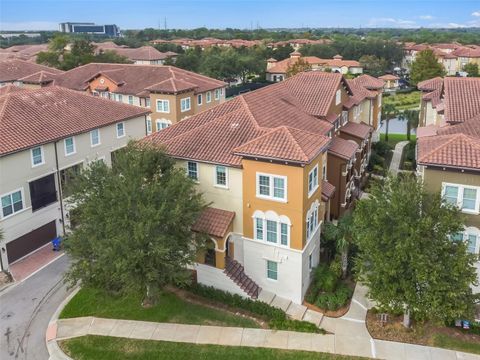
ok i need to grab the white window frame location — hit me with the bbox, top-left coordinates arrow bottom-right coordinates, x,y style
214,165 -> 228,189
1,188 -> 25,219
308,165 -> 319,198
335,89 -> 341,105
255,172 -> 287,203
266,260 -> 278,281
306,201 -> 320,240
197,94 -> 203,106
214,89 -> 220,100
64,137 -> 76,156
156,99 -> 170,113
156,119 -> 171,131
252,210 -> 291,248
180,97 -> 191,112
206,91 -> 212,103
442,182 -> 480,215
90,128 -> 101,147
31,146 -> 45,167
146,117 -> 152,135
187,161 -> 199,181
116,122 -> 125,138
145,98 -> 151,108
128,95 -> 134,105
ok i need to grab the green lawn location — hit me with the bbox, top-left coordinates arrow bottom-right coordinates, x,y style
60,287 -> 259,328
60,336 -> 364,360
433,334 -> 480,355
380,133 -> 416,147
383,91 -> 421,111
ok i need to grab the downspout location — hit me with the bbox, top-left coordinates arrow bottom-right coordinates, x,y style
54,141 -> 66,236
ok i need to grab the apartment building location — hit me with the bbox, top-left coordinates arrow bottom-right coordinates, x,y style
0,59 -> 64,88
94,43 -> 177,65
144,71 -> 377,303
0,85 -> 149,271
0,44 -> 50,62
378,74 -> 400,90
53,63 -> 226,132
416,77 -> 480,293
266,52 -> 363,82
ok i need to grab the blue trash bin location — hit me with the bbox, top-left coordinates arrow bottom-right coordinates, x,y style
52,236 -> 62,251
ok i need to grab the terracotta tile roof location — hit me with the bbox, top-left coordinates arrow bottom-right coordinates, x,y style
340,122 -> 372,139
17,70 -> 59,84
191,207 -> 235,238
107,46 -> 169,61
145,78 -> 198,94
0,59 -> 64,82
452,47 -> 480,58
233,126 -> 330,163
350,74 -> 385,90
54,63 -> 226,96
379,74 -> 399,81
0,84 -> 27,96
443,77 -> 480,123
417,133 -> 480,170
347,79 -> 377,104
266,55 -> 360,74
328,137 -> 358,160
321,180 -> 336,202
417,77 -> 443,91
0,86 -> 150,156
437,118 -> 480,137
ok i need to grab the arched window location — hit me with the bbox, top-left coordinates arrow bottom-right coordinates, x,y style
252,210 -> 291,247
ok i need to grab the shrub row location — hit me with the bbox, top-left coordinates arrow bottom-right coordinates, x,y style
187,283 -> 323,333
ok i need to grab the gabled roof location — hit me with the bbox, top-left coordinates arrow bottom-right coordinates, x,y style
328,137 -> 358,160
145,78 -> 198,94
417,133 -> 480,170
0,86 -> 150,156
18,70 -> 59,84
350,74 -> 385,90
192,207 -> 235,238
0,59 -> 64,82
340,122 -> 372,139
107,46 -> 169,61
379,74 -> 399,81
443,77 -> 480,123
417,77 -> 443,92
233,126 -> 330,164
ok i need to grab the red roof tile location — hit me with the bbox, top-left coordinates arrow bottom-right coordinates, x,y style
321,180 -> 336,202
340,122 -> 372,139
145,78 -> 198,94
350,74 -> 385,90
379,74 -> 399,81
191,207 -> 235,238
443,77 -> 480,123
0,86 -> 149,156
0,59 -> 63,82
328,137 -> 358,160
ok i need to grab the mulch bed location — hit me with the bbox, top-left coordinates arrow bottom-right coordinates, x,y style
366,310 -> 480,346
303,279 -> 356,318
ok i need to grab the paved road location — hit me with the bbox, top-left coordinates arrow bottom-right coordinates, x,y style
0,255 -> 72,360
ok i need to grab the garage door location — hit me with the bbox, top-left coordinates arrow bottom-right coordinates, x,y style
6,221 -> 57,263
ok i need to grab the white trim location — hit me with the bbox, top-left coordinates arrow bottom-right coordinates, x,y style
307,165 -> 319,198
116,122 -> 126,138
442,182 -> 480,215
214,89 -> 220,100
64,136 -> 76,156
156,119 -> 171,131
206,91 -> 212,103
214,165 -> 229,189
0,187 -> 25,220
197,94 -> 203,106
156,99 -> 170,113
58,159 -> 84,171
90,128 -> 101,147
187,161 -> 199,182
266,259 -> 278,281
31,146 -> 45,167
255,172 -> 287,203
251,210 -> 291,248
180,96 -> 191,112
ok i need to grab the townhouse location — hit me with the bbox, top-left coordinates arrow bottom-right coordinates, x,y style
0,59 -> 64,88
144,71 -> 377,303
416,77 -> 480,293
266,52 -> 363,82
53,63 -> 227,132
0,85 -> 149,271
95,43 -> 177,65
378,74 -> 400,91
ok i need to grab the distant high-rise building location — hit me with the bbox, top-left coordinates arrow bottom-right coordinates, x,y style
59,22 -> 120,37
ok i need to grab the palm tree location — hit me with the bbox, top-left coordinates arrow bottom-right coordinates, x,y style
381,103 -> 398,142
398,109 -> 420,141
323,213 -> 354,279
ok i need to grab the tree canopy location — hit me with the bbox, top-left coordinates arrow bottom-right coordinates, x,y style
64,143 -> 207,303
464,63 -> 479,77
353,176 -> 478,325
410,49 -> 446,85
286,57 -> 312,78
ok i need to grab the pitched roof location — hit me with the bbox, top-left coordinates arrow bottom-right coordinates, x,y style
350,74 -> 385,90
145,78 -> 198,94
0,86 -> 149,156
379,74 -> 399,81
266,55 -> 361,74
417,77 -> 443,92
54,63 -> 226,96
417,133 -> 480,170
107,46 -> 169,61
340,121 -> 372,139
191,207 -> 235,238
18,70 -> 59,84
0,59 -> 64,82
321,180 -> 336,202
443,77 -> 480,123
233,126 -> 330,163
328,137 -> 358,160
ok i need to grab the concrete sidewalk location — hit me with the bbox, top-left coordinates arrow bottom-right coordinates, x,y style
388,140 -> 409,175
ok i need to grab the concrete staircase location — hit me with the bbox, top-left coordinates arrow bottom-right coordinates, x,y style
224,258 -> 261,299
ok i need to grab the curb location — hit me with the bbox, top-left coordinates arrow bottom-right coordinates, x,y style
46,286 -> 80,360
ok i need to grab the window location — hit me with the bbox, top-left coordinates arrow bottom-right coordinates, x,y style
267,260 -> 278,280
146,118 -> 152,135
156,99 -> 170,113
156,120 -> 170,131
64,137 -> 76,155
90,129 -> 100,147
273,177 -> 285,199
256,173 -> 287,202
187,161 -> 198,181
197,94 -> 203,105
258,175 -> 270,196
215,165 -> 228,187
322,163 -> 327,180
117,94 -> 123,102
442,183 -> 480,213
116,122 -> 125,138
128,95 -> 134,105
29,174 -> 57,211
145,98 -> 151,108
220,88 -> 224,96
335,89 -> 341,105
214,89 -> 220,100
266,220 -> 277,243
467,234 -> 477,254
280,223 -> 288,246
1,190 -> 23,218
451,232 -> 464,242
31,146 -> 44,167
308,165 -> 319,196
181,97 -> 191,112
255,218 -> 264,240
306,202 -> 319,239
206,91 -> 212,103
252,210 -> 290,247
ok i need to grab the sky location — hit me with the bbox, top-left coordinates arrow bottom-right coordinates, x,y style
1,0 -> 480,31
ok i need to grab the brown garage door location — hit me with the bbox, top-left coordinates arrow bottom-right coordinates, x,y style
6,221 -> 57,263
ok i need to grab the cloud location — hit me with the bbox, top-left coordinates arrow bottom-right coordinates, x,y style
472,11 -> 480,17
447,22 -> 467,28
0,21 -> 58,31
368,17 -> 417,27
419,15 -> 434,20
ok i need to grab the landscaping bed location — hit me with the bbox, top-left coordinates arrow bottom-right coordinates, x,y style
366,309 -> 480,355
60,336 -> 365,360
400,140 -> 416,171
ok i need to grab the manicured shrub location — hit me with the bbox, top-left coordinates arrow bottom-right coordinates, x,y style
372,141 -> 393,157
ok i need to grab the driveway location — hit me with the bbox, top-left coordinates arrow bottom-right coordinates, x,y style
0,255 -> 72,360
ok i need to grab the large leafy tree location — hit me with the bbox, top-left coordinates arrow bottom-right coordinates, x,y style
410,49 -> 446,85
64,143 -> 207,304
286,57 -> 312,78
359,55 -> 389,77
464,63 -> 479,77
353,176 -> 478,327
